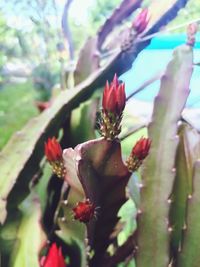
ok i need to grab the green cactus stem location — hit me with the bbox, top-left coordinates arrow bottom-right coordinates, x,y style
169,123 -> 200,263
136,44 -> 193,267
177,160 -> 200,267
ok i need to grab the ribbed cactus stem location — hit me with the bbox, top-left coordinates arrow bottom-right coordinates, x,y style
177,160 -> 200,267
136,44 -> 193,267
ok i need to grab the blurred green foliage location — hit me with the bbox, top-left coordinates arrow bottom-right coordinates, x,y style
32,63 -> 60,101
169,0 -> 200,31
0,81 -> 38,149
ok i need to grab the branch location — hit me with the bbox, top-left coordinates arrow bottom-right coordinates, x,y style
126,72 -> 163,101
61,0 -> 75,60
97,0 -> 141,49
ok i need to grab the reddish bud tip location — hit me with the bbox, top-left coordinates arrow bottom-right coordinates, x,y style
44,137 -> 62,162
40,243 -> 66,267
72,200 -> 95,223
35,101 -> 51,113
187,23 -> 198,46
132,8 -> 149,34
102,74 -> 126,116
132,137 -> 151,160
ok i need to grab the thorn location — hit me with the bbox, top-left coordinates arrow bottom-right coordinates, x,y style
165,218 -> 169,224
168,226 -> 173,232
137,209 -> 142,215
138,183 -> 144,189
61,217 -> 66,222
178,242 -> 182,252
63,200 -> 68,205
172,167 -> 176,173
175,134 -> 179,139
183,223 -> 187,230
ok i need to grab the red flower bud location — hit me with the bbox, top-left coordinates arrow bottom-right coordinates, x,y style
44,137 -> 65,178
72,200 -> 95,223
45,137 -> 62,162
132,137 -> 151,160
102,74 -> 126,116
40,243 -> 66,267
126,137 -> 151,172
132,8 -> 149,34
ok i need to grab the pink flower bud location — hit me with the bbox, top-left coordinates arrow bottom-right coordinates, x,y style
132,8 -> 149,34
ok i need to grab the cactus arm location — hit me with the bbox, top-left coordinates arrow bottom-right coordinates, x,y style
97,0 -> 141,49
143,0 -> 188,37
74,37 -> 100,85
63,138 -> 131,267
136,44 -> 193,267
177,160 -> 200,267
169,124 -> 200,261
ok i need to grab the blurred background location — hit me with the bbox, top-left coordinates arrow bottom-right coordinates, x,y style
0,0 -> 199,149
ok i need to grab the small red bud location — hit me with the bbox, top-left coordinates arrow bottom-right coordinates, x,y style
45,137 -> 62,162
44,137 -> 65,178
126,137 -> 151,172
40,243 -> 66,267
72,200 -> 95,223
132,137 -> 151,160
35,101 -> 51,113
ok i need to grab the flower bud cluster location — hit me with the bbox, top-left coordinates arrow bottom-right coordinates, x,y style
100,74 -> 126,140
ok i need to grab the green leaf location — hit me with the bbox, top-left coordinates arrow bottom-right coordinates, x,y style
11,194 -> 46,267
117,199 -> 137,246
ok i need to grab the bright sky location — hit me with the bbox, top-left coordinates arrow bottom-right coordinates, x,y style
62,0 -> 94,23
1,0 -> 94,30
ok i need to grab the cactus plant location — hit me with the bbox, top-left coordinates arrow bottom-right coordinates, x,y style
1,1 -> 197,266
